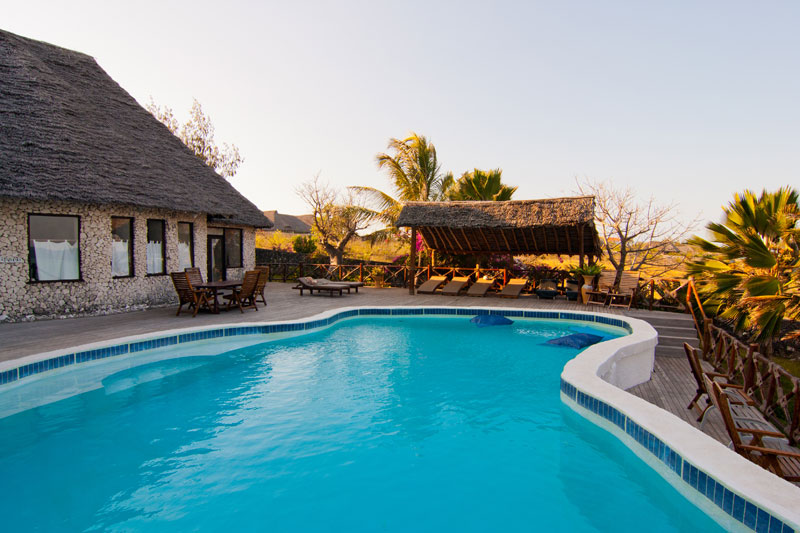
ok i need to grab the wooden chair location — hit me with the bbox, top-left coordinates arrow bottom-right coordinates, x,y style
170,271 -> 211,317
467,278 -> 495,297
441,276 -> 471,295
185,267 -> 204,286
416,275 -> 447,294
253,267 -> 268,305
585,270 -> 616,306
684,343 -> 753,422
498,278 -> 527,299
608,271 -> 641,309
224,270 -> 261,312
713,381 -> 800,482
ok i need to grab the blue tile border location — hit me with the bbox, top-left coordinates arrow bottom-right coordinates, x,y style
0,306 -> 630,389
561,377 -> 794,533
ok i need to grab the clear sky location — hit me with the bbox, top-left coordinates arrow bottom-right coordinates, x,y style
4,1 -> 799,228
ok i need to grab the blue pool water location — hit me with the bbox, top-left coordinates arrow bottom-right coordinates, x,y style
0,317 -> 725,532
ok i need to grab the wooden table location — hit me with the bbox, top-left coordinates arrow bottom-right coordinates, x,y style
195,280 -> 242,313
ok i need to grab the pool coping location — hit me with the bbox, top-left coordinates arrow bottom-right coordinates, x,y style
1,305 -> 797,532
561,322 -> 800,533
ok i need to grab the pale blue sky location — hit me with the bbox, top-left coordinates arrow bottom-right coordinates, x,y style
5,1 -> 799,227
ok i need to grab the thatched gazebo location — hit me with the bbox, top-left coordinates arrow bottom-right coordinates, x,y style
396,197 -> 601,293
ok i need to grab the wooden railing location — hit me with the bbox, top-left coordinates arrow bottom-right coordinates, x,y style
685,278 -> 709,348
260,262 -> 695,312
700,318 -> 800,444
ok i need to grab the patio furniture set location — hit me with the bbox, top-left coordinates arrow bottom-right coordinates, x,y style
170,266 -> 269,317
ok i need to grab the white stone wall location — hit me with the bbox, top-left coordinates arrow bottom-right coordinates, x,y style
0,198 -> 256,321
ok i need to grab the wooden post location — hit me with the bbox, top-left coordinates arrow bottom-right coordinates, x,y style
431,250 -> 436,267
649,279 -> 654,311
408,227 -> 417,294
359,263 -> 363,282
578,224 -> 585,268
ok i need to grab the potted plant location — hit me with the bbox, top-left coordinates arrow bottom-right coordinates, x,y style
569,264 -> 603,304
370,266 -> 385,288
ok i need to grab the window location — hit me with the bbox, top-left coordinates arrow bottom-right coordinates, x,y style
146,219 -> 166,275
224,228 -> 242,268
177,222 -> 194,270
111,217 -> 134,277
28,214 -> 80,281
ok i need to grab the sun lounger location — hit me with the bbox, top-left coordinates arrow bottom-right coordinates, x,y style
467,278 -> 495,297
441,276 -> 471,295
712,381 -> 800,482
315,278 -> 365,293
565,280 -> 580,301
293,276 -> 350,296
417,275 -> 447,294
535,278 -> 559,299
498,278 -> 528,299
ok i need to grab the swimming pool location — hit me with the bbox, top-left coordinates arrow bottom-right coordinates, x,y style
0,307 -> 795,532
0,311 -> 727,532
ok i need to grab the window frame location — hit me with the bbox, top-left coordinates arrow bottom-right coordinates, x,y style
111,216 -> 135,279
27,213 -> 82,283
177,221 -> 195,270
224,228 -> 243,269
145,218 -> 167,276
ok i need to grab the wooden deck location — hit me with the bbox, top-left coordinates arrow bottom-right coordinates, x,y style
628,355 -> 731,445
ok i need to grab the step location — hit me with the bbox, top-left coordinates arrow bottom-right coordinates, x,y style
654,325 -> 697,335
655,345 -> 687,358
657,335 -> 699,348
638,316 -> 696,329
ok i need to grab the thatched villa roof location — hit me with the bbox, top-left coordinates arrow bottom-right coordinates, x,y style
0,29 -> 271,228
263,211 -> 312,233
396,197 -> 600,256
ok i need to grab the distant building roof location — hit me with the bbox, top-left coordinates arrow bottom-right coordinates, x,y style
263,211 -> 312,233
0,29 -> 271,228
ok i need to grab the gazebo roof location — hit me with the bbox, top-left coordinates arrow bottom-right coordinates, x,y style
396,197 -> 600,256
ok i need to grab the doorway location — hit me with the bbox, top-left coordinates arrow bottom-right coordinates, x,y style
208,235 -> 225,281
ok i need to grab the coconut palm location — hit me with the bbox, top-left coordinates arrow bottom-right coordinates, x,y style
687,187 -> 800,351
446,168 -> 517,201
351,133 -> 454,243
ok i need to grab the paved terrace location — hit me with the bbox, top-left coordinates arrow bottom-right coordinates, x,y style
0,282 -> 729,445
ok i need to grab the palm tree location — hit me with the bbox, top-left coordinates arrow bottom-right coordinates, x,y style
352,133 -> 453,232
446,168 -> 517,201
687,187 -> 800,351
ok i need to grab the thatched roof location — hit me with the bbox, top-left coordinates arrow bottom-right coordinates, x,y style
263,210 -> 312,233
396,197 -> 600,256
0,29 -> 271,228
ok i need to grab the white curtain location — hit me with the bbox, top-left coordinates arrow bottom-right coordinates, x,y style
146,241 -> 164,274
111,241 -> 131,277
178,242 -> 192,271
33,240 -> 79,280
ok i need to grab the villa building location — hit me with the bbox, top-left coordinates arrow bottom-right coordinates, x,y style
0,29 -> 272,321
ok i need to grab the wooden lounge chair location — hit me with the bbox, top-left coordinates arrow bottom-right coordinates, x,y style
684,343 -> 753,422
467,278 -> 495,297
185,267 -> 204,286
417,275 -> 447,294
498,278 -> 527,299
315,278 -> 365,293
441,276 -> 470,296
293,276 -> 349,296
535,278 -> 559,299
713,381 -> 800,482
224,270 -> 261,312
565,280 -> 580,301
171,271 -> 211,317
585,271 -> 616,306
608,271 -> 641,309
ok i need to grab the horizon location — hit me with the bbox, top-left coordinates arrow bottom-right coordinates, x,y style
4,1 -> 799,231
